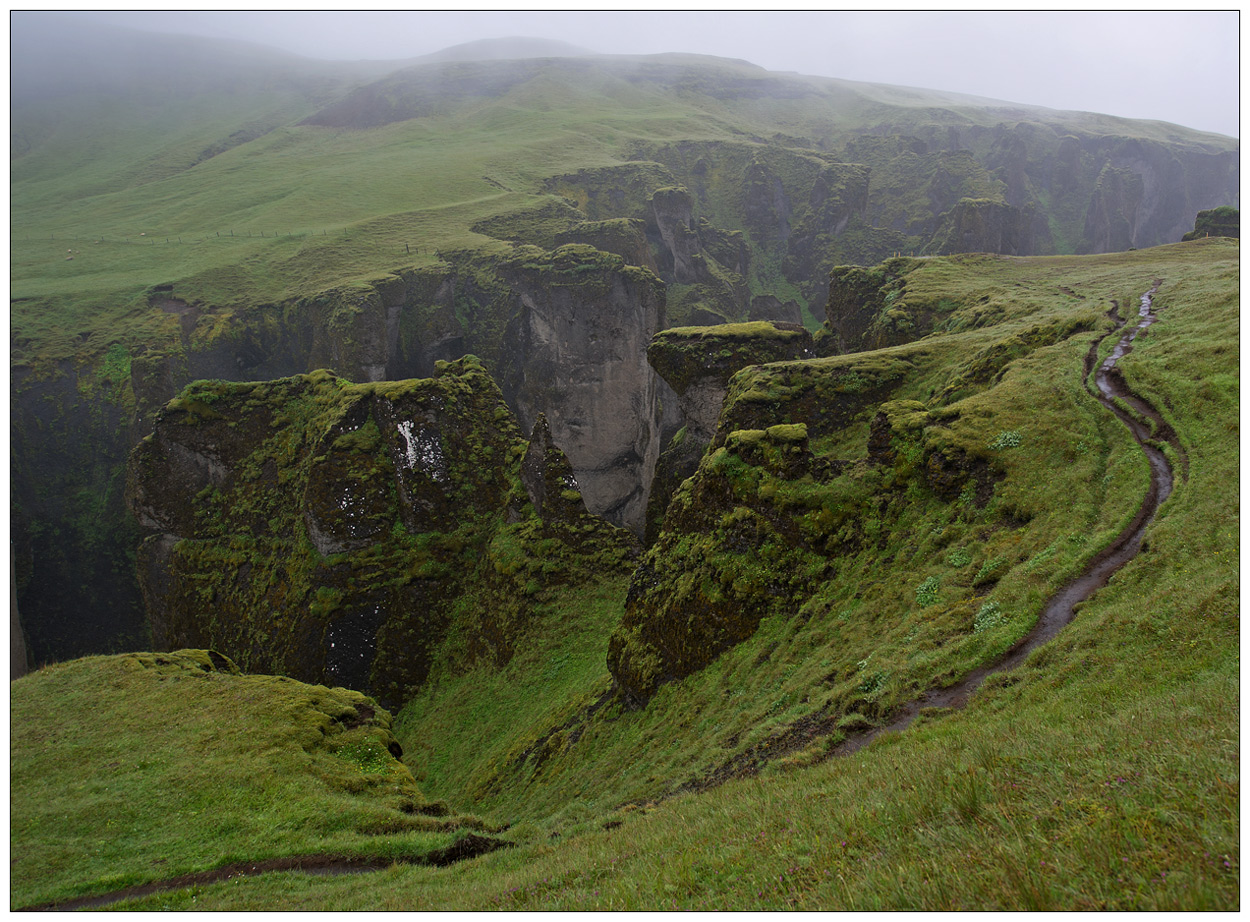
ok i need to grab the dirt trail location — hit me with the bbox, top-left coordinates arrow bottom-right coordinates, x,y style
832,283 -> 1176,753
19,834 -> 509,912
689,283 -> 1180,786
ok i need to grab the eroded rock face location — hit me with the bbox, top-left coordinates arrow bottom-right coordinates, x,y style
823,258 -> 929,354
127,357 -> 638,707
648,322 -> 816,443
1183,206 -> 1239,241
555,219 -> 659,273
498,245 -> 668,534
520,413 -> 592,525
608,351 -> 921,707
609,424 -> 832,707
749,295 -> 804,326
929,199 -> 1039,256
650,187 -> 703,284
643,322 -> 816,542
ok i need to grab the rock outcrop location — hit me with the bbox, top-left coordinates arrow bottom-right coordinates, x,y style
822,258 -> 923,354
749,295 -> 804,326
649,186 -> 703,284
127,358 -> 638,707
609,345 -> 921,706
928,199 -> 1039,256
497,245 -> 668,533
1183,205 -> 1239,241
643,322 -> 816,541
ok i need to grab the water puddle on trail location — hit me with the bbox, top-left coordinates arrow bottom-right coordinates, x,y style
687,283 -> 1182,790
829,283 -> 1178,758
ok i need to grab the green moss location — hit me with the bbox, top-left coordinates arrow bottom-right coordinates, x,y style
648,321 -> 813,396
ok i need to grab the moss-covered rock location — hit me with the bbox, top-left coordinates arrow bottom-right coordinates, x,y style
1182,205 -> 1239,241
644,322 -> 817,542
823,258 -> 925,354
128,357 -> 638,708
554,218 -> 658,272
647,321 -> 816,401
609,347 -> 914,705
927,199 -> 1039,256
609,323 -> 1026,706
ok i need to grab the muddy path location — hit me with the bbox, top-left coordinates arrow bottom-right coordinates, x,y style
18,834 -> 509,912
688,283 -> 1182,788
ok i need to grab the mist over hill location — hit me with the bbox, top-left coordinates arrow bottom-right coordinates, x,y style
8,15 -> 1239,911
417,36 -> 596,63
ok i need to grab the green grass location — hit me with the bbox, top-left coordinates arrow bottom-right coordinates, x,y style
8,30 -> 1240,904
9,650 -> 491,909
102,240 -> 1237,910
11,50 -> 1236,372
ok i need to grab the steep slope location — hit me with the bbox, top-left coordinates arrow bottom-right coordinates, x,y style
9,649 -> 502,910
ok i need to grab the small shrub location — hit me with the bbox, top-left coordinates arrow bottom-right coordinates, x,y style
834,371 -> 866,393
946,548 -> 971,567
974,555 -> 1005,584
335,740 -> 391,775
915,576 -> 941,607
988,430 -> 1022,450
98,343 -> 131,387
1026,541 -> 1060,570
858,670 -> 888,696
973,601 -> 1006,633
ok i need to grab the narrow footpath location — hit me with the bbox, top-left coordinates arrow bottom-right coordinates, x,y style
690,283 -> 1181,785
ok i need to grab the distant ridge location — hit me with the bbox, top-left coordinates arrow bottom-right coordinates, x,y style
418,36 -> 596,63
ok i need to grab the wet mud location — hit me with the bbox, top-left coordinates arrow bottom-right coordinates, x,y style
19,834 -> 510,911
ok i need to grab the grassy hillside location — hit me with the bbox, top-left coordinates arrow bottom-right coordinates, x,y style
9,650 -> 501,910
11,240 -> 1238,909
395,241 -> 1235,820
11,29 -> 1237,370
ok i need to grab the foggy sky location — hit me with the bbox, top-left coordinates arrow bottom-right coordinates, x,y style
46,11 -> 1244,137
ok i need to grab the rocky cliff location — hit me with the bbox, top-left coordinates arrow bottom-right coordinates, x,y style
822,258 -> 926,354
1182,205 -> 1239,241
127,357 -> 638,707
643,321 -> 816,542
607,347 -> 919,705
607,277 -> 1109,706
497,245 -> 669,532
13,243 -> 675,663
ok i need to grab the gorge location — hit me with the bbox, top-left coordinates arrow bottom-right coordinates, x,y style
9,18 -> 1240,911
